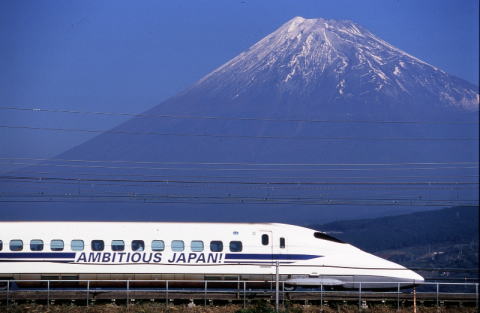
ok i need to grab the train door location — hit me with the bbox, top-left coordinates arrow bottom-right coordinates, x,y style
275,234 -> 289,289
274,234 -> 288,270
260,231 -> 285,289
260,231 -> 286,262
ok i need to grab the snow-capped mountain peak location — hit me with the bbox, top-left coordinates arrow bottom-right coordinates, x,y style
197,16 -> 478,111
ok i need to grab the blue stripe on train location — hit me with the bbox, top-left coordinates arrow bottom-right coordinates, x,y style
223,261 -> 294,264
0,253 -> 321,261
0,259 -> 73,263
0,252 -> 76,259
225,253 -> 321,260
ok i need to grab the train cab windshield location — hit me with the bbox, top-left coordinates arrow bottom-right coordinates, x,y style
314,232 -> 346,243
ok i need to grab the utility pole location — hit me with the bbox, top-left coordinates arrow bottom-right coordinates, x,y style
275,261 -> 280,312
413,286 -> 417,313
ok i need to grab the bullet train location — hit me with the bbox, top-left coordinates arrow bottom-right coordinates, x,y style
0,222 -> 424,289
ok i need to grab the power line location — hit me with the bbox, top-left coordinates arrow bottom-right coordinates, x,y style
1,106 -> 478,125
4,183 -> 478,194
1,191 -> 477,205
1,124 -> 477,141
2,161 -> 477,173
0,198 -> 475,207
1,175 -> 478,186
3,191 -> 477,203
1,192 -> 477,206
11,169 -> 479,181
4,177 -> 476,191
1,157 -> 478,167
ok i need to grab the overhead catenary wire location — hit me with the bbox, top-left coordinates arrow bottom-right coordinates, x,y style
3,175 -> 477,194
0,157 -> 478,167
0,124 -> 477,141
1,174 -> 478,204
0,198 -> 476,207
9,169 -> 480,181
1,175 -> 478,186
1,161 -> 478,173
1,187 -> 478,203
2,191 -> 477,203
1,105 -> 478,125
3,178 -> 477,193
0,196 -> 476,208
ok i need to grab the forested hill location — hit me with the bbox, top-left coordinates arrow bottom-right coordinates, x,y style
310,206 -> 478,252
309,206 -> 478,279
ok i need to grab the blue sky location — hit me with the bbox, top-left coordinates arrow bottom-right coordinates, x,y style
0,0 -> 478,167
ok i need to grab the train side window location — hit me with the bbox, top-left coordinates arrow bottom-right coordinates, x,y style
51,240 -> 64,251
132,240 -> 145,251
71,240 -> 84,251
112,240 -> 125,251
210,241 -> 223,252
171,240 -> 184,252
0,240 -> 2,251
91,240 -> 104,251
229,241 -> 242,252
280,237 -> 286,249
261,234 -> 269,246
152,240 -> 165,251
191,240 -> 204,252
30,239 -> 44,251
10,240 -> 23,251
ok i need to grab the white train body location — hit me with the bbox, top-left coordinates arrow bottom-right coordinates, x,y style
0,222 -> 423,289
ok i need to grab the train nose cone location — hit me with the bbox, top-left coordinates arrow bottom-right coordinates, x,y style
408,270 -> 425,283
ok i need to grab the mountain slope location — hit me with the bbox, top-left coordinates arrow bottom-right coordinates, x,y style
60,16 -> 478,164
2,17 -> 478,222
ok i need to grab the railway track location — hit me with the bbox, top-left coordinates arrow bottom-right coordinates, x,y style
1,289 -> 478,308
1,290 -> 478,302
0,280 -> 478,309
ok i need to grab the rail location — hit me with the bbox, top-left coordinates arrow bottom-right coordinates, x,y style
0,279 -> 478,311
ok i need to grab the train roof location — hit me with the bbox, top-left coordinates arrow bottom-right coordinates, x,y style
0,221 -> 285,225
0,221 -> 314,230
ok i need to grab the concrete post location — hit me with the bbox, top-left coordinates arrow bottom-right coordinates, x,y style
275,261 -> 280,312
